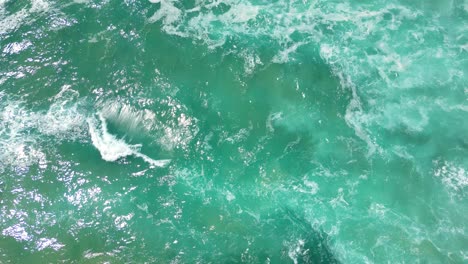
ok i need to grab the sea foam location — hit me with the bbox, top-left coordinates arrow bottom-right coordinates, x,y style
0,89 -> 84,170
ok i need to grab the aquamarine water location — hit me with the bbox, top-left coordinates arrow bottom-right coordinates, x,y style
1,0 -> 467,263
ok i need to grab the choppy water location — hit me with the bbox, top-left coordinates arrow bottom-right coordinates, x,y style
1,0 -> 467,263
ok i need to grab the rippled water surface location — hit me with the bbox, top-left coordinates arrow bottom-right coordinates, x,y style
1,0 -> 467,263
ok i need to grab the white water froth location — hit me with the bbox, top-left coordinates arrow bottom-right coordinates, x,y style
0,0 -> 51,34
147,0 -> 466,158
434,160 -> 468,193
87,113 -> 170,167
148,0 -> 183,36
0,88 -> 85,170
286,239 -> 306,264
219,3 -> 259,23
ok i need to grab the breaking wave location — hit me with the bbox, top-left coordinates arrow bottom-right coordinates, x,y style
87,113 -> 170,167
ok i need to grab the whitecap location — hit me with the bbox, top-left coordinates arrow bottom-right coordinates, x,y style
87,113 -> 170,167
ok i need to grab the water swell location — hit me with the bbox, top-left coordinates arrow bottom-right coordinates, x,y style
0,0 -> 466,262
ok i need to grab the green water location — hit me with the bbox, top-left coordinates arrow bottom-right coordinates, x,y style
1,0 -> 467,263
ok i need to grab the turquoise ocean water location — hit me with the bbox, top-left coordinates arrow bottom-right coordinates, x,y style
1,0 -> 467,263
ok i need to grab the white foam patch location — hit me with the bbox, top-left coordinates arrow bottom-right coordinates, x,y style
0,89 -> 85,170
219,3 -> 259,23
225,190 -> 235,202
376,100 -> 430,133
0,8 -> 29,34
344,97 -> 379,157
272,41 -> 306,64
30,0 -> 50,12
87,113 -> 170,167
2,224 -> 31,242
0,0 -> 51,34
240,50 -> 262,74
146,0 -> 465,158
292,179 -> 319,195
40,88 -> 85,139
368,203 -> 389,219
286,239 -> 306,264
148,0 -> 183,36
434,160 -> 468,193
0,101 -> 41,168
2,40 -> 32,54
35,237 -> 64,251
